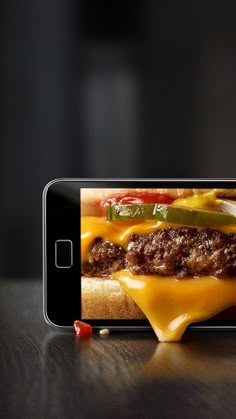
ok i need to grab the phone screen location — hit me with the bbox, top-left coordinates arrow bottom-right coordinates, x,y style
44,180 -> 236,329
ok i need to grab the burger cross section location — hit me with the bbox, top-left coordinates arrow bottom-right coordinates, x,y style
80,185 -> 236,341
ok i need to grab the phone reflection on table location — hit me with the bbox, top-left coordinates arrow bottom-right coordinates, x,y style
41,330 -> 236,392
41,331 -> 157,388
140,332 -> 236,382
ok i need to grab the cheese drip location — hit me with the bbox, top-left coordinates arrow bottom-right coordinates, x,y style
113,271 -> 236,342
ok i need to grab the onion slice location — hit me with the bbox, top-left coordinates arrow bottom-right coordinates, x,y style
220,199 -> 236,217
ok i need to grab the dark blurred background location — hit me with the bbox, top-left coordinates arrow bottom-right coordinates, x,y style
1,0 -> 236,277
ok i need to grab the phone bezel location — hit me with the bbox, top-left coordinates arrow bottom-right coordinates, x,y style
43,178 -> 236,331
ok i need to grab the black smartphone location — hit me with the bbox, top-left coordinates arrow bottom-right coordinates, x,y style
43,179 -> 236,339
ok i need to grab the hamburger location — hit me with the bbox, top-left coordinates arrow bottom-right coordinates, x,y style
81,188 -> 236,341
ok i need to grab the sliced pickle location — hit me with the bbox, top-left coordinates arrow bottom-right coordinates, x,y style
106,203 -> 236,227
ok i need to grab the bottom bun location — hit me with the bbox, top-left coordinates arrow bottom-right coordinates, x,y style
81,276 -> 145,319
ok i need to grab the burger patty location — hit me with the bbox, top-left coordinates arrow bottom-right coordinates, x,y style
82,227 -> 236,278
83,238 -> 126,277
127,227 -> 236,278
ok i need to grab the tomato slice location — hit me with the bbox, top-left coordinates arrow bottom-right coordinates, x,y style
73,320 -> 93,337
100,192 -> 174,208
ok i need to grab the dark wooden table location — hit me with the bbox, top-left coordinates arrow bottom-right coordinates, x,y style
1,279 -> 236,419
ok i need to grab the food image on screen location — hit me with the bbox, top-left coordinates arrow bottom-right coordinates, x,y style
80,187 -> 236,341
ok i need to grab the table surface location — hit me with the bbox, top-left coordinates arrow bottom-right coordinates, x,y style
1,280 -> 236,419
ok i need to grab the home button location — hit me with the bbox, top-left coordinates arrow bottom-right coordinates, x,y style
55,240 -> 73,268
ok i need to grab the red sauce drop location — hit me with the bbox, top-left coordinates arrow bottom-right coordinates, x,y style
73,320 -> 93,337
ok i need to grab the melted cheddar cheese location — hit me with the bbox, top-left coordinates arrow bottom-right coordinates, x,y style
81,193 -> 236,342
113,271 -> 236,342
173,190 -> 222,210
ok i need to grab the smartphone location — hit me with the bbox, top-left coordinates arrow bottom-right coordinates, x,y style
43,178 -> 236,333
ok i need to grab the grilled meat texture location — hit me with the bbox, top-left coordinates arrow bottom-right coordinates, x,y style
126,227 -> 236,278
82,227 -> 236,278
83,238 -> 126,277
